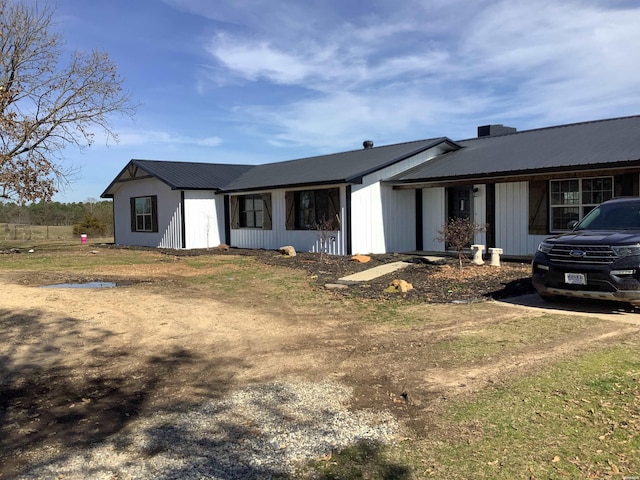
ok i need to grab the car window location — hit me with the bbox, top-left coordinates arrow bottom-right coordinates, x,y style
576,202 -> 640,230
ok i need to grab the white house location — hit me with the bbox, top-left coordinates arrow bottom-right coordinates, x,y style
102,115 -> 640,257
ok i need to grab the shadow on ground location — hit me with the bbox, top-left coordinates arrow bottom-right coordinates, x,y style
496,293 -> 640,323
0,308 -> 252,478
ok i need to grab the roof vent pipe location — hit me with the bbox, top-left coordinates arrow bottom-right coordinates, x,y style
363,140 -> 374,149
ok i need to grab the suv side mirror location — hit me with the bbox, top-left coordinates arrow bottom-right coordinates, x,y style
567,220 -> 578,230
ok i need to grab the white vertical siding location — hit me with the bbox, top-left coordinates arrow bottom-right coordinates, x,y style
351,146 -> 447,254
112,177 -> 183,248
159,205 -> 183,248
382,186 -> 416,252
495,181 -> 547,256
422,187 -> 446,251
183,191 -> 223,248
230,186 -> 348,254
472,184 -> 487,246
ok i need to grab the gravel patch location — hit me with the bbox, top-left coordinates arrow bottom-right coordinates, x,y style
16,381 -> 400,479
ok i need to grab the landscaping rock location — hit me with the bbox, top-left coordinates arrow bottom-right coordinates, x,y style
351,254 -> 371,263
279,246 -> 296,257
387,279 -> 414,293
324,283 -> 349,290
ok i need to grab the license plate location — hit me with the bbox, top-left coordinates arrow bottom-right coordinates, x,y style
565,273 -> 586,285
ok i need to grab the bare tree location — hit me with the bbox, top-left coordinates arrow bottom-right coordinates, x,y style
0,0 -> 136,203
437,217 -> 487,268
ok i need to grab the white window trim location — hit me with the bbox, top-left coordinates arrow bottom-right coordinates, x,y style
549,176 -> 613,232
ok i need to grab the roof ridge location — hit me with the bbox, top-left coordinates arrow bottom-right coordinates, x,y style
260,137 -> 449,166
458,114 -> 640,143
132,158 -> 254,168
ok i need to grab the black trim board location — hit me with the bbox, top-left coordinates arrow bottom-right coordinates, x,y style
415,189 -> 423,251
346,185 -> 352,255
180,191 -> 186,249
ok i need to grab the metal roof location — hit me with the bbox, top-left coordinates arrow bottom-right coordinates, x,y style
101,159 -> 254,197
102,115 -> 640,198
220,138 -> 455,193
389,115 -> 640,184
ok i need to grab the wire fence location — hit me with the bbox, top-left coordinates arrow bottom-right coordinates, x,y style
1,223 -> 75,242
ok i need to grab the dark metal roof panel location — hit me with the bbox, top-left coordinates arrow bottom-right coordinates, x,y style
221,138 -> 452,192
131,159 -> 255,189
101,159 -> 254,198
392,116 -> 640,182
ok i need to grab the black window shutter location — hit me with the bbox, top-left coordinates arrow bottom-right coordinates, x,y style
285,191 -> 295,230
262,193 -> 272,230
528,180 -> 548,235
130,198 -> 136,232
327,188 -> 340,230
230,196 -> 239,229
151,196 -> 158,232
615,174 -> 634,197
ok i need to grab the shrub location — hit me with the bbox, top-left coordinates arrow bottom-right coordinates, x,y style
437,217 -> 487,267
73,213 -> 107,237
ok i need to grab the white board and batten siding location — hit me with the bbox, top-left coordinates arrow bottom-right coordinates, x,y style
230,186 -> 348,255
112,177 -> 184,249
183,191 -> 225,249
351,145 -> 449,254
495,181 -> 547,256
472,184 -> 488,247
421,187 -> 446,251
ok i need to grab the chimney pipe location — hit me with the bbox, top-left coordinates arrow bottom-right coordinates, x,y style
477,124 -> 517,137
363,140 -> 374,149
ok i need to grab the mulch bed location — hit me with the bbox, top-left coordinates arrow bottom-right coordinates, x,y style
164,247 -> 535,303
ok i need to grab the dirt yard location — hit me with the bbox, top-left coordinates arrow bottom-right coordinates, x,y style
1,246 -> 638,477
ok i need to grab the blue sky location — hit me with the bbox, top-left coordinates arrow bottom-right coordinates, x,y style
48,0 -> 640,202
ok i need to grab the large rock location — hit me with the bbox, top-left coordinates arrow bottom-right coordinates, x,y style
278,245 -> 296,257
386,279 -> 414,293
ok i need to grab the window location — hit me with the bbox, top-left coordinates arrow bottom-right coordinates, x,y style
230,193 -> 272,230
130,196 -> 158,232
239,195 -> 263,228
550,177 -> 612,231
285,188 -> 340,230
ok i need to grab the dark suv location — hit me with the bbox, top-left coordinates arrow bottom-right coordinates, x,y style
532,197 -> 640,305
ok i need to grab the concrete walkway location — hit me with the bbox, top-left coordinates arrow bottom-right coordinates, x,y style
336,261 -> 411,284
496,293 -> 640,325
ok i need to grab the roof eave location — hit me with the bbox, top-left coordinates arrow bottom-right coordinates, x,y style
345,138 -> 460,183
220,178 -> 356,195
386,159 -> 640,187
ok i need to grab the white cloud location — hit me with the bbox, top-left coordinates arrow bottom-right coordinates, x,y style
172,0 -> 640,146
105,130 -> 223,148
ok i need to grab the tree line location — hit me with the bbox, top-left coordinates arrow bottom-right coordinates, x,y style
0,200 -> 113,235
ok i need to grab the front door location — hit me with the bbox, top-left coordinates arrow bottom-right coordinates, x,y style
447,186 -> 472,221
446,186 -> 473,250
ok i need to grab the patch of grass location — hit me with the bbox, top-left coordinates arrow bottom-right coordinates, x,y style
304,441 -> 411,479
182,255 -> 328,307
416,343 -> 640,479
0,244 -> 161,270
430,314 -> 601,366
318,342 -> 640,479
